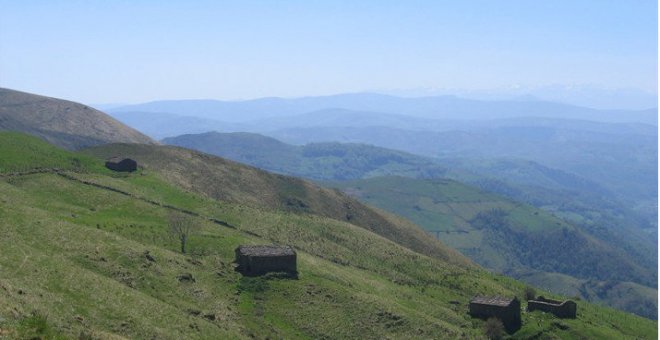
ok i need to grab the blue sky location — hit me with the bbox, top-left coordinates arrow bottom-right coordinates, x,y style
0,0 -> 657,104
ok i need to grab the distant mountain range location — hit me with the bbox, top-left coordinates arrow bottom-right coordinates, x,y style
163,132 -> 448,180
109,93 -> 658,236
268,122 -> 657,214
108,97 -> 658,224
139,110 -> 656,219
382,85 -> 658,111
107,95 -> 657,220
110,92 -> 658,124
163,131 -> 655,230
0,88 -> 154,149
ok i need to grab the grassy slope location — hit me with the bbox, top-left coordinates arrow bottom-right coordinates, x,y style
327,176 -> 658,319
82,143 -> 468,268
0,132 -> 109,173
0,132 -> 655,339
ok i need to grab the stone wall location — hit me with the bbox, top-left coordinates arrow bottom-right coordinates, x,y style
527,296 -> 577,319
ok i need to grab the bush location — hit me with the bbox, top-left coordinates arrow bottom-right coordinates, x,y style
484,317 -> 505,340
524,285 -> 536,301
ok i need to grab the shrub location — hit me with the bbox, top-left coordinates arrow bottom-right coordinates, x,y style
484,317 -> 505,340
524,285 -> 536,301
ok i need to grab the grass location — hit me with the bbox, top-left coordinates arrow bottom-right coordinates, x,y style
0,132 -> 108,173
0,132 -> 656,338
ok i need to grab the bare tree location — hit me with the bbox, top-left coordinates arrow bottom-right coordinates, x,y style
168,212 -> 198,254
484,317 -> 504,340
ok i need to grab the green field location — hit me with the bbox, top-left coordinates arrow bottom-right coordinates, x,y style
0,132 -> 656,338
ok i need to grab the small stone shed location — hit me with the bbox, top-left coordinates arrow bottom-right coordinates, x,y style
528,296 -> 577,319
105,158 -> 138,172
469,296 -> 521,333
234,245 -> 297,277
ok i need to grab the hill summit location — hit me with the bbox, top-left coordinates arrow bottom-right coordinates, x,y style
0,87 -> 154,150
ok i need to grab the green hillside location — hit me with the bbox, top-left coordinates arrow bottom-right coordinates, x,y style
0,132 -> 655,338
162,132 -> 447,180
82,142 -> 464,267
0,132 -> 108,173
328,176 -> 658,319
442,158 -> 657,266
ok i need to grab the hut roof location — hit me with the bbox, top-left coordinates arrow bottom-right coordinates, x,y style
237,245 -> 295,257
106,157 -> 135,164
470,296 -> 516,307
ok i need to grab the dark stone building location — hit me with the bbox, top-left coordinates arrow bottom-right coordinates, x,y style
528,296 -> 577,319
234,245 -> 297,277
469,296 -> 521,333
105,158 -> 138,172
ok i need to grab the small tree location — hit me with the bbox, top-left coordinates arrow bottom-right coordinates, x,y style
168,212 -> 198,254
484,317 -> 505,340
524,285 -> 537,301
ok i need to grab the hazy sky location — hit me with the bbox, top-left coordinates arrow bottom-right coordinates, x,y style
0,0 -> 657,104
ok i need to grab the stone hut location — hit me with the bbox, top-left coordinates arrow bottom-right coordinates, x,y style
234,245 -> 297,277
469,296 -> 521,333
528,296 -> 577,319
105,158 -> 138,172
